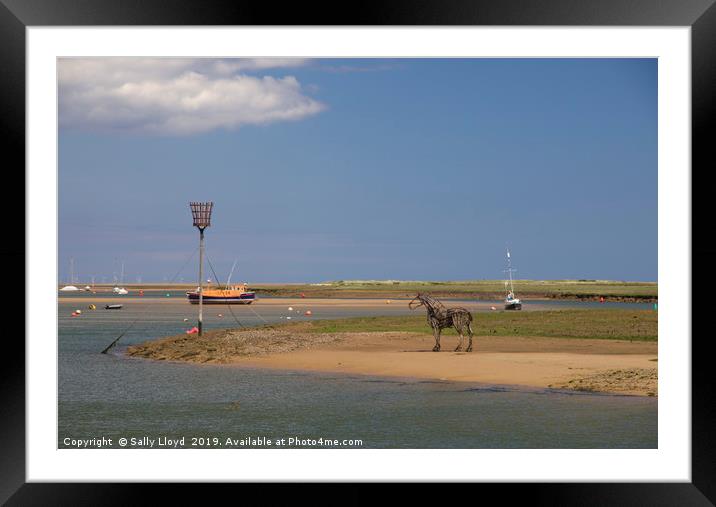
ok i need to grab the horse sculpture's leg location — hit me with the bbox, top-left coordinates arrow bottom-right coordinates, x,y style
432,326 -> 441,352
454,325 -> 463,352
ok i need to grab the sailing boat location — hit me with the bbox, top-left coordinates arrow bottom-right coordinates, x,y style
113,261 -> 128,295
60,258 -> 80,291
503,248 -> 522,310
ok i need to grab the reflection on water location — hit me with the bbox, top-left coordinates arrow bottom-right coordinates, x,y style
58,297 -> 657,448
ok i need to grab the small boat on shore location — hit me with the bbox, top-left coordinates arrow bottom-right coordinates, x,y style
113,261 -> 128,295
105,304 -> 123,310
60,258 -> 79,291
504,248 -> 522,310
186,260 -> 257,304
186,283 -> 257,304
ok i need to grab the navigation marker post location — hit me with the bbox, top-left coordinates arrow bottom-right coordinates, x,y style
189,202 -> 213,336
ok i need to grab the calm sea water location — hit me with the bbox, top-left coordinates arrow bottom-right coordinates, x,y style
58,296 -> 657,449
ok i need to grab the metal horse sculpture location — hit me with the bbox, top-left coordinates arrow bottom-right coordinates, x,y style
409,293 -> 474,352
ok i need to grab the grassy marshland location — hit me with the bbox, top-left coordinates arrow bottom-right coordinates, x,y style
78,279 -> 657,301
276,309 -> 658,341
254,280 -> 658,301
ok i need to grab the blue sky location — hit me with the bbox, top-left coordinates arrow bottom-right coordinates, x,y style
58,58 -> 657,283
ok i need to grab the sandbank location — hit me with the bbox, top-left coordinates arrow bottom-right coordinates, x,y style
127,327 -> 657,396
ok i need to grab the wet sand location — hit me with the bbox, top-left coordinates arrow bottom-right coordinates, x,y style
127,326 -> 658,396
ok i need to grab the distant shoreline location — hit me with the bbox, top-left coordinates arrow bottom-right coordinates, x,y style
59,279 -> 658,303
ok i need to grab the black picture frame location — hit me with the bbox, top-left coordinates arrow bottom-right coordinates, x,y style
3,0 -> 713,503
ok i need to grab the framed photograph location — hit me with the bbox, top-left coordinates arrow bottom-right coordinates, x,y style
5,0 -> 714,502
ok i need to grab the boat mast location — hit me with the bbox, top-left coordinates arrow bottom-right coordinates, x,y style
226,259 -> 238,288
505,248 -> 516,295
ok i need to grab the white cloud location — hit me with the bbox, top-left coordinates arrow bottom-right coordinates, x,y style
58,58 -> 324,135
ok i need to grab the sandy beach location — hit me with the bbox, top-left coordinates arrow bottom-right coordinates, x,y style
127,325 -> 657,396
